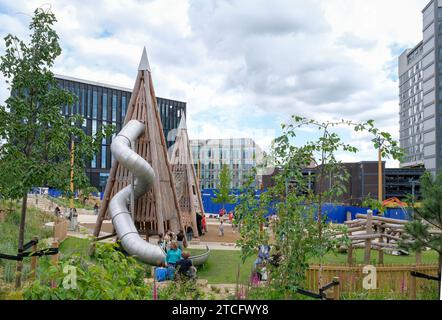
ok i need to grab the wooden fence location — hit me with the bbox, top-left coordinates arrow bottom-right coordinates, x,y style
53,219 -> 68,242
306,264 -> 439,297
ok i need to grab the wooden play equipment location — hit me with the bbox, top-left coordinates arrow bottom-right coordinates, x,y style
93,48 -> 185,241
169,115 -> 205,238
342,210 -> 441,265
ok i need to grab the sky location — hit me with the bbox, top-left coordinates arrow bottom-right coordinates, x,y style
0,0 -> 431,167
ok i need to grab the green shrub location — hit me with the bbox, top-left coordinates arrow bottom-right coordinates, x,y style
23,243 -> 152,300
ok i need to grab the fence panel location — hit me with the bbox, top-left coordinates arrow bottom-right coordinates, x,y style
305,264 -> 439,296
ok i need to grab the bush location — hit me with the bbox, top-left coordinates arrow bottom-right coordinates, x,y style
0,203 -> 54,284
23,243 -> 152,300
158,278 -> 213,300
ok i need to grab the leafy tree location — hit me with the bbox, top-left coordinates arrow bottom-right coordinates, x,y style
0,8 -> 112,288
212,164 -> 236,210
235,116 -> 403,299
400,171 -> 442,289
362,195 -> 386,215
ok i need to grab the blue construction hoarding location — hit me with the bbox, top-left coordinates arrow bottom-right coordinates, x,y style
201,188 -> 412,223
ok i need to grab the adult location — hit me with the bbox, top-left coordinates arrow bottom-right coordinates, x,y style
54,206 -> 61,217
218,220 -> 224,237
166,242 -> 182,268
201,214 -> 207,234
186,226 -> 194,242
176,230 -> 185,250
196,213 -> 203,237
93,203 -> 99,215
219,208 -> 226,220
228,211 -> 234,224
176,251 -> 196,280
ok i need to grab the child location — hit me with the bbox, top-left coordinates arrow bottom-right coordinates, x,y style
218,220 -> 224,237
158,233 -> 166,251
176,251 -> 196,280
154,262 -> 168,282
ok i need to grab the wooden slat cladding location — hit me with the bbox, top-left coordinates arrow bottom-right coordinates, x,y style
94,55 -> 184,238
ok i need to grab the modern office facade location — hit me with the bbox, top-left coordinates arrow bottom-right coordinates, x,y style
190,138 -> 263,189
55,75 -> 186,191
398,0 -> 442,174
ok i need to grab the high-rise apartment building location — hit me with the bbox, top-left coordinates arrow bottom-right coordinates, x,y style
398,0 -> 442,174
190,138 -> 263,189
55,75 -> 186,190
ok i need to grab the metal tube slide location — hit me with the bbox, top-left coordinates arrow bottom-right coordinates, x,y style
109,119 -> 210,267
109,120 -> 166,265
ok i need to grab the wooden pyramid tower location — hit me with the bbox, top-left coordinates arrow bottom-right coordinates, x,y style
169,116 -> 205,238
93,48 -> 184,238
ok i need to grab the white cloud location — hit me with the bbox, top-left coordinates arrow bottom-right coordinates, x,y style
0,0 -> 430,168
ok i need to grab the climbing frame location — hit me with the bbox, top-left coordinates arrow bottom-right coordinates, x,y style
93,48 -> 184,238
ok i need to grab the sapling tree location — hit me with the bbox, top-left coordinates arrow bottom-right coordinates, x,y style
212,164 -> 236,211
0,8 -> 112,288
236,115 -> 403,298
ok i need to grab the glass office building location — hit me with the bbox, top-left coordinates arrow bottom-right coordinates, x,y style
190,138 -> 263,189
55,75 -> 186,191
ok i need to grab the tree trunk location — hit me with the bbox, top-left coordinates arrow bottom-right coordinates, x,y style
15,192 -> 28,289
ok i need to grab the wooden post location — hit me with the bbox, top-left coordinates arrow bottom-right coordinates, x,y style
30,236 -> 38,280
51,240 -> 59,288
364,210 -> 373,265
410,266 -> 417,300
378,225 -> 384,265
347,215 -> 353,265
332,277 -> 340,300
378,147 -> 383,203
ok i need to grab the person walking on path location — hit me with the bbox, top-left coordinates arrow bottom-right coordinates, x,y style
218,220 -> 224,237
196,213 -> 203,237
94,203 -> 99,215
201,214 -> 207,234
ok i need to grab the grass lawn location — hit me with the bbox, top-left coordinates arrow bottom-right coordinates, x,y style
52,237 -> 441,286
190,249 -> 255,284
49,196 -> 95,210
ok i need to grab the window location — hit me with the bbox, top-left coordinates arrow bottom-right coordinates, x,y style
112,94 -> 117,122
81,89 -> 85,115
101,145 -> 107,169
91,155 -> 97,169
87,89 -> 92,117
102,93 -> 107,121
92,120 -> 97,135
122,96 -> 127,119
92,91 -> 98,119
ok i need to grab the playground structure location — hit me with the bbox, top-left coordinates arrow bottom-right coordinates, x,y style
93,48 -> 209,266
342,210 -> 442,265
169,116 -> 205,238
